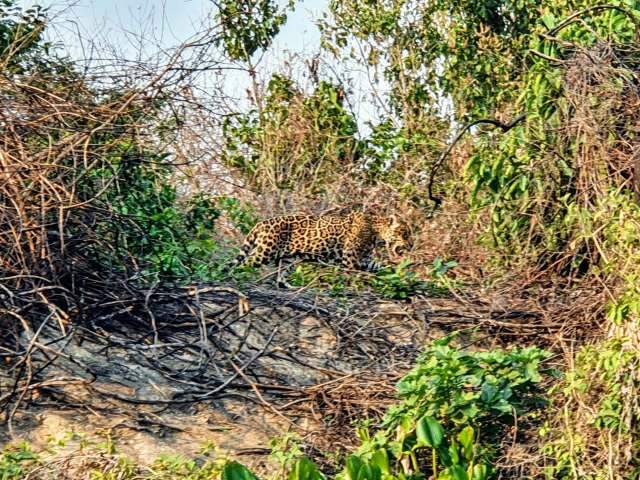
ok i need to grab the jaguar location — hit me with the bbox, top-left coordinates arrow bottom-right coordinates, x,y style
235,210 -> 410,287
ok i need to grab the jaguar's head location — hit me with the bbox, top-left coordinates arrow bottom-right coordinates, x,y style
374,214 -> 411,261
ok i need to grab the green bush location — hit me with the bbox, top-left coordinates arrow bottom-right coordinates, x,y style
371,260 -> 445,299
76,143 -> 261,283
83,152 -> 224,281
218,335 -> 550,480
0,443 -> 38,480
346,335 -> 550,479
222,74 -> 363,196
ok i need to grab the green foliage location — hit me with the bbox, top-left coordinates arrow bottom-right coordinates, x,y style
222,461 -> 260,480
216,336 -> 550,479
455,9 -> 640,473
217,196 -> 259,235
342,335 -> 549,479
431,257 -> 458,278
0,443 -> 38,480
0,0 -> 47,72
84,151 -> 224,281
287,458 -> 326,480
288,264 -> 351,296
216,0 -> 293,61
455,9 -> 640,474
386,335 -> 548,429
363,120 -> 446,205
78,144 -> 260,283
143,454 -> 224,480
269,432 -> 306,476
0,438 -> 234,480
287,260 -> 444,299
465,2 -> 640,265
371,260 -> 440,300
223,74 -> 363,194
320,0 -> 545,121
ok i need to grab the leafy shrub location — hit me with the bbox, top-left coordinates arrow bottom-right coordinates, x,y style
217,196 -> 258,235
222,74 -> 363,196
77,143 -> 261,284
0,443 -> 38,480
217,335 -> 550,480
221,461 -> 260,480
345,335 -> 550,479
371,260 -> 440,299
431,257 -> 458,278
83,151 -> 225,282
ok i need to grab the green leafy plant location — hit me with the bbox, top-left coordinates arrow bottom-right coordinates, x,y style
287,458 -> 326,480
431,257 -> 458,278
222,74 -> 363,196
85,152 -> 225,282
347,334 -> 550,478
217,196 -> 259,235
288,264 -> 350,296
269,432 -> 305,478
371,260 -> 442,299
0,443 -> 38,480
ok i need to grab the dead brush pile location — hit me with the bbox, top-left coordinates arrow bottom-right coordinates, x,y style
0,45 -> 212,427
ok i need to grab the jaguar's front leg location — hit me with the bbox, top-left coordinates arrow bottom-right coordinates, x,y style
360,255 -> 382,272
341,248 -> 362,271
276,258 -> 295,289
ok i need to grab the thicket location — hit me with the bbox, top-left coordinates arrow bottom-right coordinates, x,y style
215,0 -> 640,478
0,0 -> 258,441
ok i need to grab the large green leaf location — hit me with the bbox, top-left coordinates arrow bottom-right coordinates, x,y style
222,461 -> 260,480
288,457 -> 325,480
446,465 -> 469,480
472,464 -> 489,480
416,416 -> 444,448
370,449 -> 390,474
457,426 -> 474,461
344,455 -> 364,480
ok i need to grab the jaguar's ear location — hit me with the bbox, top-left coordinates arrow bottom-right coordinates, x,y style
389,214 -> 400,227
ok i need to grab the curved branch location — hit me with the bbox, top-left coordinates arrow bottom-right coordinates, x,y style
547,4 -> 640,36
427,5 -> 639,212
427,114 -> 526,210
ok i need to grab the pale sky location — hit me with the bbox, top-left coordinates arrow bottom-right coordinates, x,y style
18,0 -> 324,63
16,0 -> 382,129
